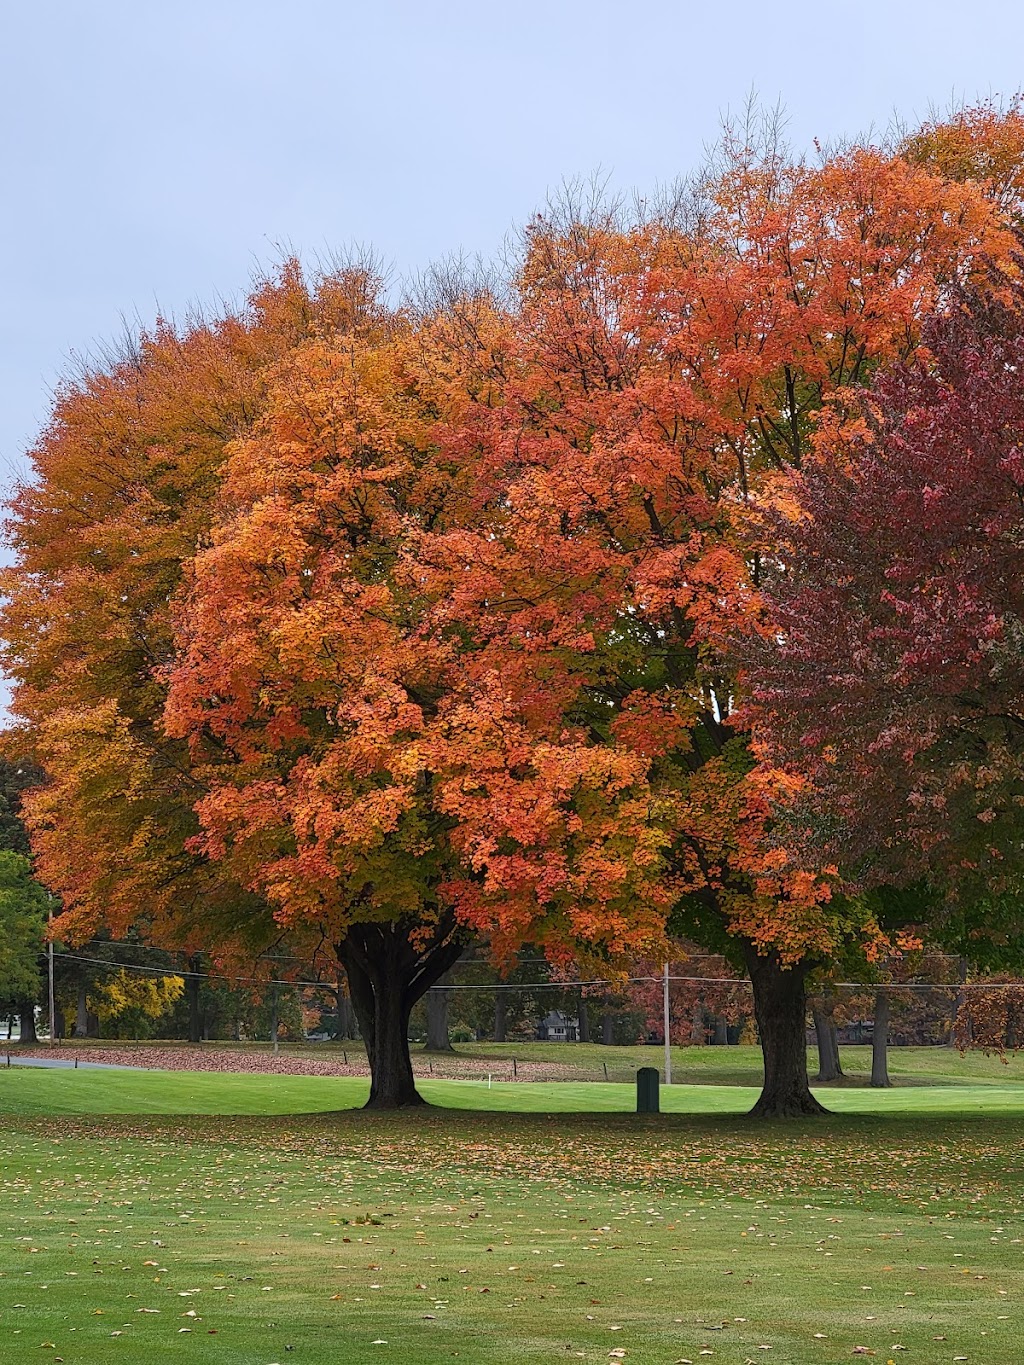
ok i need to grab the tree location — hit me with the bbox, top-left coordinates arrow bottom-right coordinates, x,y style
0,852 -> 47,1019
0,758 -> 49,1037
1,261 -> 380,965
162,273 -> 672,1104
87,969 -> 184,1039
162,314 -> 481,1105
0,758 -> 45,857
901,98 -> 1024,223
8,107 -> 1024,1118
422,120 -> 1014,1115
424,974 -> 455,1052
747,259 -> 1024,916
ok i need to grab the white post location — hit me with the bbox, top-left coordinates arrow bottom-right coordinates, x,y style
47,899 -> 56,1049
663,961 -> 671,1085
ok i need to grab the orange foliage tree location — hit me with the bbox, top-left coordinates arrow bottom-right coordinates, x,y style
1,263 -> 385,1014
5,106 -> 1024,1116
162,296 -> 667,1105
418,117 -> 1016,1115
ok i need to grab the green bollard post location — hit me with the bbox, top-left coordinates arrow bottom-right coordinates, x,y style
636,1066 -> 660,1113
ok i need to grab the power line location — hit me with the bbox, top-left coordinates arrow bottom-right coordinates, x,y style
50,951 -> 1008,994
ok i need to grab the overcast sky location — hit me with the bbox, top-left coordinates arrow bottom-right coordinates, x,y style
2,0 -> 1023,486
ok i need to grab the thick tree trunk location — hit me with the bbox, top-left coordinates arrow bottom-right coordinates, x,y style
18,1002 -> 37,1043
601,1008 -> 614,1045
493,992 -> 507,1043
186,954 -> 203,1045
690,1001 -> 705,1045
712,1015 -> 729,1046
744,947 -> 826,1118
425,977 -> 454,1052
871,988 -> 891,1088
812,994 -> 843,1082
578,998 -> 590,1043
339,917 -> 465,1109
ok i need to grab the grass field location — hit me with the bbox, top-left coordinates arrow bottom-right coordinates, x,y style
2,1057 -> 1024,1363
32,1038 -> 1024,1088
453,1041 -> 1024,1087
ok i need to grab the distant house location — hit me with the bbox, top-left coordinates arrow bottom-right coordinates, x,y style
536,1010 -> 579,1042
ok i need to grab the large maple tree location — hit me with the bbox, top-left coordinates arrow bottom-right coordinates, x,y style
163,299 -> 666,1104
422,127 -> 1015,1115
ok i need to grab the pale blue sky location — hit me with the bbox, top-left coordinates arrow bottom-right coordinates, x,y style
2,0 -> 1023,485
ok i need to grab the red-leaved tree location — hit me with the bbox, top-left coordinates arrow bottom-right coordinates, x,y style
747,256 -> 1024,931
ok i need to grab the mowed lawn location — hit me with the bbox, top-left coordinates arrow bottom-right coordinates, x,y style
35,1039 -> 1024,1089
2,1065 -> 1024,1363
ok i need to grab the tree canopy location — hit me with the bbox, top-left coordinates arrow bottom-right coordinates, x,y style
747,258 -> 1024,920
6,104 -> 1024,1110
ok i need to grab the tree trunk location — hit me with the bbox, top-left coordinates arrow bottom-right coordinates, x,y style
871,988 -> 891,1088
690,1001 -> 705,1045
186,954 -> 202,1045
493,991 -> 507,1043
578,997 -> 590,1043
744,946 -> 826,1118
74,984 -> 89,1039
335,974 -> 357,1039
601,1008 -> 614,1045
18,1001 -> 37,1043
948,957 -> 969,1047
339,917 -> 465,1108
812,1005 -> 842,1082
712,1015 -> 729,1046
424,974 -> 454,1052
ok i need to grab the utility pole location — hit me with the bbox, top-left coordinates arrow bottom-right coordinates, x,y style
47,898 -> 56,1049
663,961 -> 671,1085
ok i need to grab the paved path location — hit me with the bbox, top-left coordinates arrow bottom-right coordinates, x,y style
2,1054 -> 142,1070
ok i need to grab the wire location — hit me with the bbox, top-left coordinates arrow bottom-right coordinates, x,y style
68,939 -> 764,965
50,951 -> 1004,993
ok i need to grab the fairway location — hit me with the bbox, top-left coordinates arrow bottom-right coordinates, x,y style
4,1062 -> 1024,1118
2,1066 -> 1024,1363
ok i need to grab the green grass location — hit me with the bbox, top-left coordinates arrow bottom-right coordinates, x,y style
45,1037 -> 1024,1087
3,1063 -> 1024,1362
460,1040 -> 1024,1085
7,1064 -> 1024,1117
